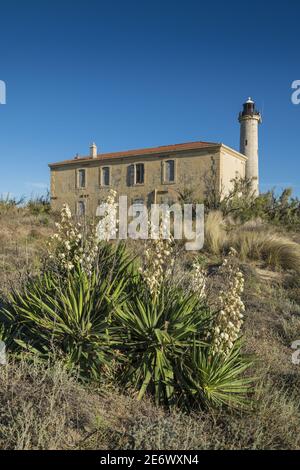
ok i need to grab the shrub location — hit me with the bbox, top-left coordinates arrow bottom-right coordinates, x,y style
0,194 -> 25,215
112,279 -> 252,410
96,241 -> 138,287
1,266 -> 126,379
112,284 -> 212,407
250,188 -> 300,229
26,193 -> 51,215
203,160 -> 300,229
180,343 -> 253,410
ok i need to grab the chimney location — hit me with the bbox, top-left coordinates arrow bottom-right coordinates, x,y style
90,142 -> 97,159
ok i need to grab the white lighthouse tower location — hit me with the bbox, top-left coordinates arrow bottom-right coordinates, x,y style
238,98 -> 262,195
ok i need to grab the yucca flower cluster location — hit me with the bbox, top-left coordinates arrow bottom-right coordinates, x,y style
210,248 -> 245,356
96,189 -> 118,241
189,260 -> 206,300
139,220 -> 174,296
48,204 -> 99,275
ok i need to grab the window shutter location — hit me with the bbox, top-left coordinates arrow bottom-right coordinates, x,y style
128,164 -> 135,186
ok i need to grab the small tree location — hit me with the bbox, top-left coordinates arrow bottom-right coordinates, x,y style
203,157 -> 223,211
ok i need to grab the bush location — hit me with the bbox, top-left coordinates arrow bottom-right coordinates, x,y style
112,283 -> 252,409
203,160 -> 300,229
0,194 -> 25,215
27,193 -> 51,215
112,285 -> 212,406
180,343 -> 253,410
1,266 -> 126,379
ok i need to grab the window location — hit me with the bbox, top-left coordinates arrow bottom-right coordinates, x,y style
136,163 -> 144,184
77,169 -> 86,188
101,167 -> 110,186
245,139 -> 248,146
77,201 -> 85,216
165,160 -> 175,183
128,163 -> 145,186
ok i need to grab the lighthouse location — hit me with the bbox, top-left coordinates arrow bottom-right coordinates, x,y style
239,98 -> 262,196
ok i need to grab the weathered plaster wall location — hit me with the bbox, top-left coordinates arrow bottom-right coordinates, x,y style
50,145 -> 246,216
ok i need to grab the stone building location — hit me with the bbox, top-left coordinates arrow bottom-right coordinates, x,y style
49,99 -> 261,216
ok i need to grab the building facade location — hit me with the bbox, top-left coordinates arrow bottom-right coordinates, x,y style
49,99 -> 260,216
49,142 -> 247,216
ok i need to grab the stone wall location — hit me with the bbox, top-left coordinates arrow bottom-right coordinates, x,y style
50,145 -> 246,216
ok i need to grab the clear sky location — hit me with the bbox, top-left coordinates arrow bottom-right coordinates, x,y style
0,0 -> 300,198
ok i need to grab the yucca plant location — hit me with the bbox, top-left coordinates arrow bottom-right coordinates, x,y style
1,265 -> 127,379
96,241 -> 140,294
179,342 -> 254,410
112,285 -> 212,407
0,321 -> 16,349
97,241 -> 133,276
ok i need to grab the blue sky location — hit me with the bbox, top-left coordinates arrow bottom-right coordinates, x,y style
0,0 -> 300,198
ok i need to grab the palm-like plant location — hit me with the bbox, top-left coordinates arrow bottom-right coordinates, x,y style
179,342 -> 254,410
97,241 -> 135,280
112,286 -> 212,406
2,266 -> 126,379
1,235 -> 254,411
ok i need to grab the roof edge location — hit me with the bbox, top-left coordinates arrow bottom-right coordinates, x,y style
220,143 -> 248,161
48,141 -> 221,168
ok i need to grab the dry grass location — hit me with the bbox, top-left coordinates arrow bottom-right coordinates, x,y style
1,348 -> 300,450
204,211 -> 227,255
0,210 -> 55,293
204,212 -> 300,274
229,227 -> 300,273
0,356 -> 96,450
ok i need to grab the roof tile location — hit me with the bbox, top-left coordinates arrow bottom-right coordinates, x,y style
49,141 -> 220,167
